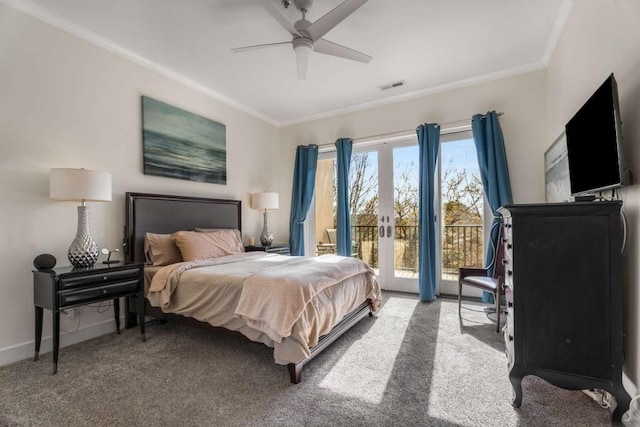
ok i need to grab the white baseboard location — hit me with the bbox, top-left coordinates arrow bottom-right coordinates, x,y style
0,318 -> 119,368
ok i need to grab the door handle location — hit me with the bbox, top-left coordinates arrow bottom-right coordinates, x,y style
387,225 -> 392,238
379,226 -> 385,238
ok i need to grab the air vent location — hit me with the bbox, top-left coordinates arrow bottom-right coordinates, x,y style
379,80 -> 406,91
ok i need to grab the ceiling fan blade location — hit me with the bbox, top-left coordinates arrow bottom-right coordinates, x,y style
314,39 -> 372,63
231,41 -> 292,53
305,0 -> 368,42
258,0 -> 300,37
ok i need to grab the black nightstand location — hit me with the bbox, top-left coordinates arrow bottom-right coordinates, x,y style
245,244 -> 291,255
33,262 -> 145,374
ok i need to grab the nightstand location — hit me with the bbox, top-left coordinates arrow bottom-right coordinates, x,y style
244,244 -> 291,255
33,262 -> 145,374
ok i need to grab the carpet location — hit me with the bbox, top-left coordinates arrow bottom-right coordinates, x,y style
0,293 -> 612,426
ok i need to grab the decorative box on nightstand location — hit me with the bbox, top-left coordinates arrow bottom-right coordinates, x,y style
244,244 -> 291,255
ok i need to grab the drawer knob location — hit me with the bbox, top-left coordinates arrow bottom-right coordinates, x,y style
103,276 -> 108,281
508,302 -> 513,308
509,335 -> 514,341
102,289 -> 107,294
507,270 -> 513,276
507,244 -> 512,249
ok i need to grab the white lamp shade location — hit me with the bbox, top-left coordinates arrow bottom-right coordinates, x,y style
251,192 -> 279,210
50,168 -> 112,202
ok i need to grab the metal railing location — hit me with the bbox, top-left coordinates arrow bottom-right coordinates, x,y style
321,224 -> 483,275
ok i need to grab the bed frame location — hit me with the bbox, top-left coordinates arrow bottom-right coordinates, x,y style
123,192 -> 374,383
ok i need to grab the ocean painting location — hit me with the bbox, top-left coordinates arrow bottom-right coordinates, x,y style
142,96 -> 226,185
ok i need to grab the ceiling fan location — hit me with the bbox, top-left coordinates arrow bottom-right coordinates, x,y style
232,0 -> 372,80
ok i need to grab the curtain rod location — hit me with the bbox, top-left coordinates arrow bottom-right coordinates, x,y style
315,111 -> 504,152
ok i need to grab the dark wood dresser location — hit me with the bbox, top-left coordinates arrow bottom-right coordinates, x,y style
498,201 -> 630,422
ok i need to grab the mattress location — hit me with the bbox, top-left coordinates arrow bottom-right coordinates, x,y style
145,252 -> 381,364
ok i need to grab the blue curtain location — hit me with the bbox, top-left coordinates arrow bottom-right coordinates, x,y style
335,138 -> 353,256
417,124 -> 441,302
289,145 -> 319,256
471,111 -> 512,303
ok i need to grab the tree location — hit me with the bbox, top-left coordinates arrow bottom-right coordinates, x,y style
441,160 -> 484,269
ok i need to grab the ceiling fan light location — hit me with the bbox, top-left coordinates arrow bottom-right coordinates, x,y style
293,38 -> 313,54
293,42 -> 313,56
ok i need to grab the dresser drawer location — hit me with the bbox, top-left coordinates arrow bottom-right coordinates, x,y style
59,280 -> 139,307
58,268 -> 140,290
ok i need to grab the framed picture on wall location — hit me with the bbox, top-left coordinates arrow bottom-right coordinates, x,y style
544,131 -> 571,202
141,96 -> 227,185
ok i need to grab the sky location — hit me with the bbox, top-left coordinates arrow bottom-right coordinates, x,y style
393,138 -> 480,188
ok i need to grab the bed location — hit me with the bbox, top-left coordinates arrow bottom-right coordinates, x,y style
123,192 -> 381,383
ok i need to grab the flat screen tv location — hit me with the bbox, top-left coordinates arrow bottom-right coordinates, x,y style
565,74 -> 632,197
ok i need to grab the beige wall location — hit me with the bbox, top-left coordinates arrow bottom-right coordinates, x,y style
281,70 -> 549,206
546,0 -> 640,395
0,4 -> 289,364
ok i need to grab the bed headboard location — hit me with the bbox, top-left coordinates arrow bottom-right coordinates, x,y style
124,192 -> 242,264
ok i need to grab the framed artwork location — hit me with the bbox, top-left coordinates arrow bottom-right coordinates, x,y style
142,96 -> 227,185
544,131 -> 571,202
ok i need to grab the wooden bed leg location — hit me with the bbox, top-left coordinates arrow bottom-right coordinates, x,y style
288,363 -> 303,384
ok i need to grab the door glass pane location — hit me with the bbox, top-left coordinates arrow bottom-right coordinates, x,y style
313,153 -> 379,270
393,145 -> 420,279
440,138 -> 484,281
350,152 -> 378,272
314,158 -> 337,256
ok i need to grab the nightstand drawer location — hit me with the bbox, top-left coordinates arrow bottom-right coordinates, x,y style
266,247 -> 291,255
58,268 -> 140,290
59,279 -> 139,307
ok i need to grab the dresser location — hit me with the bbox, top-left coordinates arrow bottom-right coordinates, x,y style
33,263 -> 145,374
498,201 -> 630,422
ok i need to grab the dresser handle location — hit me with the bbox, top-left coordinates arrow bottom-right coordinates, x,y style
103,276 -> 108,281
102,289 -> 107,294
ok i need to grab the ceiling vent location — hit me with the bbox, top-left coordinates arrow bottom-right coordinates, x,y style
379,80 -> 406,91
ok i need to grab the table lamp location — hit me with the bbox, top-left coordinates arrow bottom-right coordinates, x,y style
251,192 -> 279,247
50,168 -> 112,268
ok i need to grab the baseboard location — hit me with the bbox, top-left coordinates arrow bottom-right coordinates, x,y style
0,318 -> 118,368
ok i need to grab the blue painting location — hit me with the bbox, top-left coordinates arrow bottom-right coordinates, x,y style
142,96 -> 226,185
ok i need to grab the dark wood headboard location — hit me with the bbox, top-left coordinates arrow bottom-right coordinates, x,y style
124,192 -> 242,264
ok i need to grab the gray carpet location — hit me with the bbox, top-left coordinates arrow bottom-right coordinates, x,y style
0,293 -> 611,426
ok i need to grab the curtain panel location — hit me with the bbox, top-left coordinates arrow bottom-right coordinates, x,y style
289,145 -> 319,256
471,111 -> 512,302
335,138 -> 353,256
417,123 -> 441,302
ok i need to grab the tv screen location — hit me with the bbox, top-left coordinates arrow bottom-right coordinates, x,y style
565,74 -> 630,196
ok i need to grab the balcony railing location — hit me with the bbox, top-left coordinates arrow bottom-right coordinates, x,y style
321,224 -> 483,275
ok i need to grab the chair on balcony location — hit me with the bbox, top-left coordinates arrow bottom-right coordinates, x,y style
316,228 -> 337,255
457,226 -> 505,332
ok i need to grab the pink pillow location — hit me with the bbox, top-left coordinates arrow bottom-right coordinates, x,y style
144,233 -> 183,266
172,230 -> 244,261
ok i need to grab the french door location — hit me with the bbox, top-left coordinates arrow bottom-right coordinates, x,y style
312,139 -> 420,293
311,130 -> 487,297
